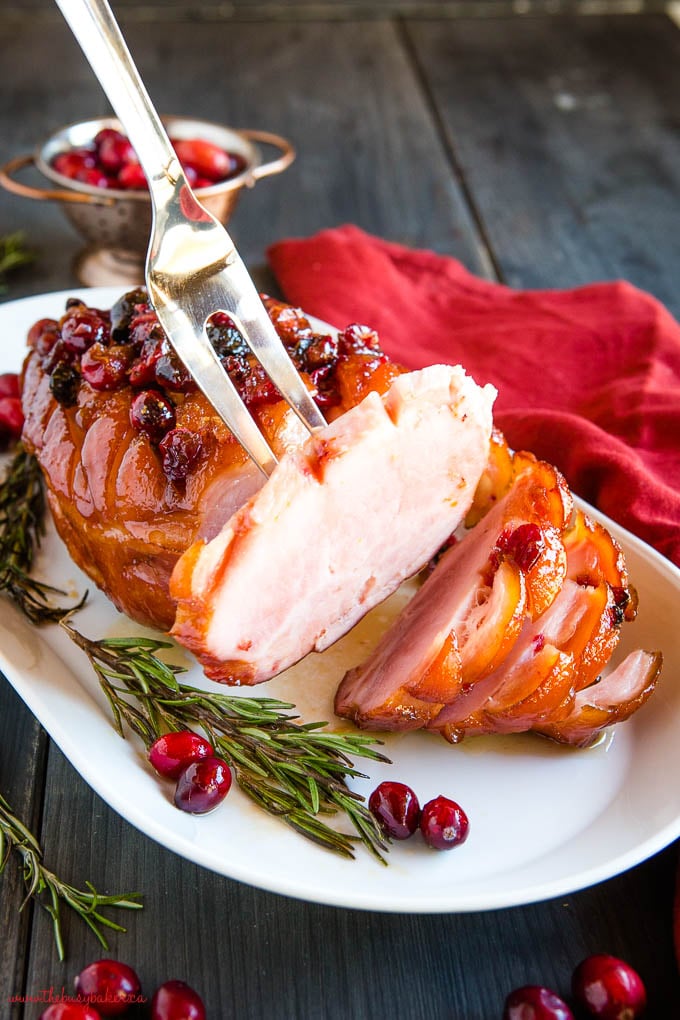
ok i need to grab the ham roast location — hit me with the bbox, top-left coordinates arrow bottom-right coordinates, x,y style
21,289 -> 661,747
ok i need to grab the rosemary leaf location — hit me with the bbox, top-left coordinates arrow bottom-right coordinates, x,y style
0,445 -> 86,623
0,793 -> 142,960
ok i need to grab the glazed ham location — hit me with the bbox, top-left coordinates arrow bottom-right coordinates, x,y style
170,365 -> 495,684
21,289 -> 661,746
21,291 -> 403,629
335,446 -> 663,747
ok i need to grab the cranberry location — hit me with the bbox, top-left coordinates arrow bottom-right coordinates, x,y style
151,979 -> 206,1020
81,343 -> 131,390
94,128 -> 136,174
0,396 -> 24,445
0,373 -> 20,399
110,287 -> 151,342
129,389 -> 175,442
497,522 -> 545,572
39,1004 -> 102,1020
149,729 -> 214,779
52,148 -> 96,178
174,756 -> 232,814
27,318 -> 59,352
368,781 -> 420,839
572,954 -> 646,1019
118,161 -> 147,190
172,138 -> 233,183
49,360 -> 80,407
60,310 -> 109,354
419,795 -> 469,850
75,167 -> 112,189
206,311 -> 250,359
338,323 -> 382,356
504,985 -> 574,1020
159,428 -> 203,482
74,958 -> 141,1016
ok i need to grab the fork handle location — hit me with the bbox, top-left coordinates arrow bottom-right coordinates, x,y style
54,0 -> 180,189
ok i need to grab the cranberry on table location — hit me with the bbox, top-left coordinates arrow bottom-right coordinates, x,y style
504,985 -> 575,1020
74,958 -> 141,1016
129,389 -> 175,442
419,794 -> 469,850
571,954 -> 646,1019
39,1003 -> 101,1020
151,979 -> 206,1020
149,729 -> 214,780
174,756 -> 232,814
368,781 -> 420,839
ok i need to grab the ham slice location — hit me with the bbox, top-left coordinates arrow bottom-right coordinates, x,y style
170,365 -> 495,684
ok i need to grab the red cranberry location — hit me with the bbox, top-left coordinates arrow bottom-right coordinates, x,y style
174,756 -> 232,814
368,781 -> 420,839
504,985 -> 574,1019
74,958 -> 141,1016
0,373 -> 20,399
129,389 -> 175,442
39,1004 -> 102,1020
419,795 -> 469,850
81,343 -> 131,390
26,318 -> 59,353
159,428 -> 203,482
117,161 -> 147,190
52,148 -> 96,178
0,396 -> 24,445
60,310 -> 109,354
75,167 -> 112,189
497,523 -> 545,572
94,128 -> 136,174
151,979 -> 206,1020
572,954 -> 646,1019
149,730 -> 214,780
172,138 -> 233,182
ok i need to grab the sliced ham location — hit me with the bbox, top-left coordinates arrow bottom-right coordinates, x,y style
170,365 -> 496,684
335,455 -> 571,730
534,649 -> 663,747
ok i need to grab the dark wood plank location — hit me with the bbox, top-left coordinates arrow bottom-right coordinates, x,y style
405,13 -> 680,315
0,679 -> 47,1012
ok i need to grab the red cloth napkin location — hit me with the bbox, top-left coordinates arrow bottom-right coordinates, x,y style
269,225 -> 680,567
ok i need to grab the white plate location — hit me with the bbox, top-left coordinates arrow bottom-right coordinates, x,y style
1,286 -> 679,914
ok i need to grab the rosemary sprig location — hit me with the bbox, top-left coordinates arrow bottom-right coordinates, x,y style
0,792 -> 141,960
0,232 -> 34,292
62,623 -> 391,863
0,445 -> 86,623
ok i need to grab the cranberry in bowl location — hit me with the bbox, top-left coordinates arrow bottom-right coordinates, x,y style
0,115 -> 294,286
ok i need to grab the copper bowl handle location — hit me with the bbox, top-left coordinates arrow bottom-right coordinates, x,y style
240,130 -> 296,181
0,153 -> 115,206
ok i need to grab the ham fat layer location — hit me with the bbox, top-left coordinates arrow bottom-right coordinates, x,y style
170,365 -> 495,684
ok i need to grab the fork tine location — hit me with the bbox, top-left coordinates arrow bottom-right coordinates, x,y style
152,306 -> 278,478
210,253 -> 327,434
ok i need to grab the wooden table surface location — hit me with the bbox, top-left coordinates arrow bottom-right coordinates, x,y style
1,4 -> 679,1017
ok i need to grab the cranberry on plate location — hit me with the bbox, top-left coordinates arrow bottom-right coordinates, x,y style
368,781 -> 420,839
419,794 -> 469,850
174,756 -> 232,814
148,730 -> 215,780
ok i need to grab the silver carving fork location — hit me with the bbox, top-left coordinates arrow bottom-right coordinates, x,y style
55,0 -> 326,476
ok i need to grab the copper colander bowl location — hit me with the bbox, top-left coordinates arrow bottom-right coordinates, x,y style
0,115 -> 295,285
